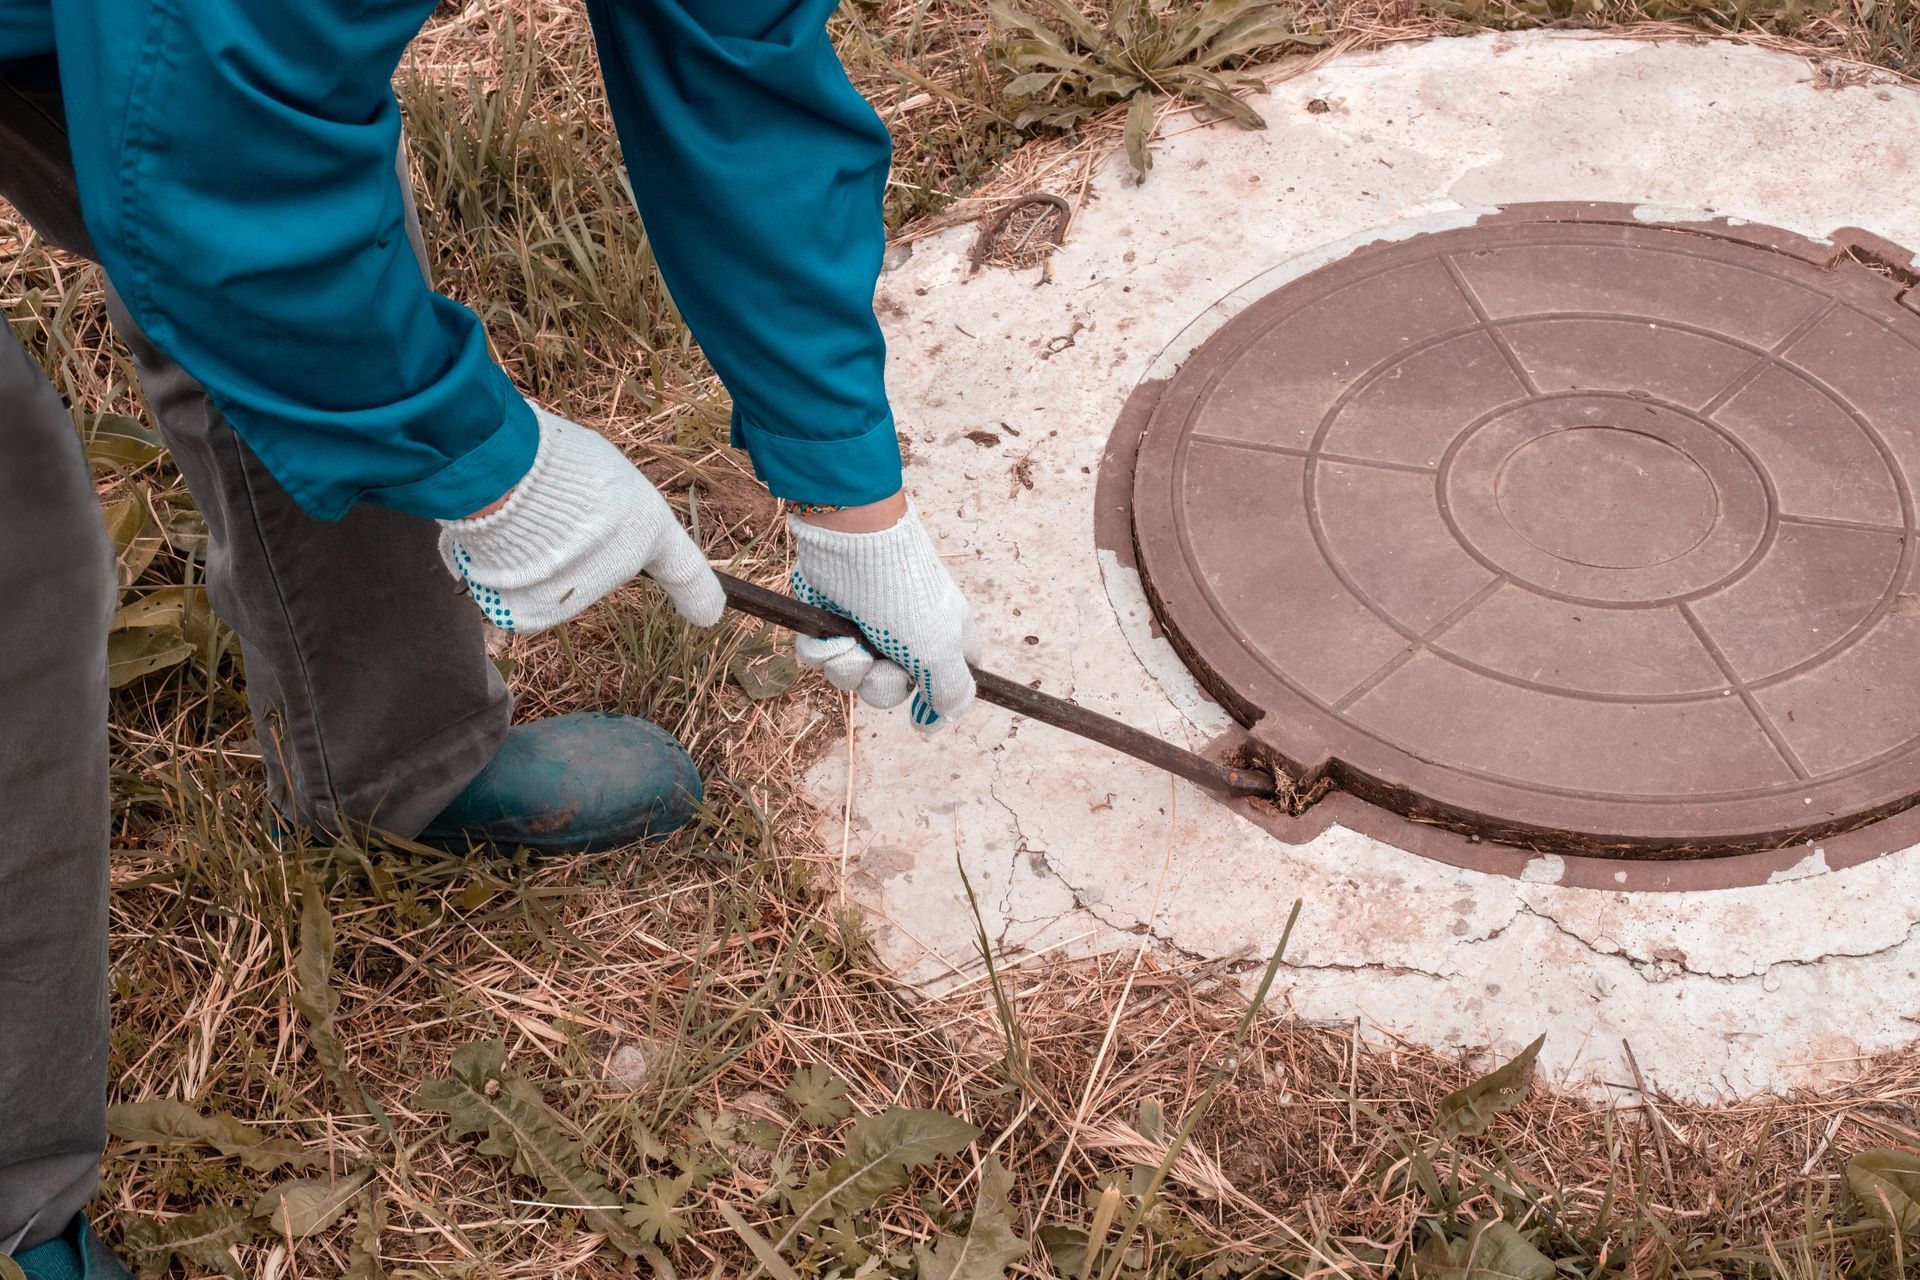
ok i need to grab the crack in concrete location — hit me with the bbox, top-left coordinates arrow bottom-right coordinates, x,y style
973,779 -> 1920,990
986,850 -> 1920,988
1509,899 -> 1920,981
985,780 -> 1125,957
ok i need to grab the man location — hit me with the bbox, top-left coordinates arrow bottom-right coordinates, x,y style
1,1 -> 981,1273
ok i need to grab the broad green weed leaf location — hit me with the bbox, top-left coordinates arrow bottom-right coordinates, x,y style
716,1200 -> 805,1280
111,586 -> 202,633
1123,89 -> 1156,180
623,1174 -> 694,1245
1032,0 -> 1109,49
161,503 -> 210,556
1134,1097 -> 1165,1143
107,626 -> 193,688
785,1063 -> 853,1127
102,484 -> 163,586
101,489 -> 149,553
914,1156 -> 1027,1279
1432,1034 -> 1545,1139
414,1039 -> 647,1257
786,1107 -> 980,1236
1848,1147 -> 1920,1232
82,412 -> 165,471
1128,1097 -> 1164,1195
1169,0 -> 1273,60
294,878 -> 349,1093
818,1217 -> 872,1269
1002,71 -> 1062,98
114,585 -> 220,660
728,628 -> 799,700
1202,6 -> 1308,61
1035,1224 -> 1089,1274
1186,81 -> 1267,129
1415,1221 -> 1555,1279
344,1184 -> 387,1280
253,1167 -> 373,1238
121,1204 -> 256,1280
107,1099 -> 317,1171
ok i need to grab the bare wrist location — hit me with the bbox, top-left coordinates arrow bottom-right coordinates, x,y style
463,490 -> 514,521
793,489 -> 907,533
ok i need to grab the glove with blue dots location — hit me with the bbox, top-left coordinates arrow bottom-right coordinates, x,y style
789,505 -> 982,727
437,404 -> 725,634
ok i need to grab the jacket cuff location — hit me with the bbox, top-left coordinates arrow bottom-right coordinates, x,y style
732,409 -> 903,507
360,394 -> 540,521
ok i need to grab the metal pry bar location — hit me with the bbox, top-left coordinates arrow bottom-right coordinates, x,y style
713,571 -> 1279,800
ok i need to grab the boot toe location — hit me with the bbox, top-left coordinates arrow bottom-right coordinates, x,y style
419,712 -> 702,856
13,1214 -> 134,1280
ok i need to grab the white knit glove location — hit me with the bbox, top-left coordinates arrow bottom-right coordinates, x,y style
436,405 -> 725,634
789,505 -> 982,727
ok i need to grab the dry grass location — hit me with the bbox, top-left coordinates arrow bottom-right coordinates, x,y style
7,1 -> 1920,1277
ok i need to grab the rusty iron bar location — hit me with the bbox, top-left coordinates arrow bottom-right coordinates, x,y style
714,571 -> 1278,800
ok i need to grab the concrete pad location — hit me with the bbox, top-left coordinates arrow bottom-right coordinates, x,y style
808,33 -> 1920,1101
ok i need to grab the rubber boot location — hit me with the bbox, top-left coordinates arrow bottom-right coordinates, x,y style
9,1215 -> 134,1280
416,712 -> 702,855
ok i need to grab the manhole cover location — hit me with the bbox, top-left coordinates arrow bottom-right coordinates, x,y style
1125,207 -> 1920,855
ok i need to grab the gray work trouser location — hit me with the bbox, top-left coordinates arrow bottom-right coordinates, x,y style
0,76 -> 511,1252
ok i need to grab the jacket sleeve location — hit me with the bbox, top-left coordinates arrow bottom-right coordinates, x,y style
50,1 -> 536,521
583,0 -> 902,507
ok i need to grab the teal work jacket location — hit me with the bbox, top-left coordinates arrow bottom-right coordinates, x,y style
1,0 -> 901,518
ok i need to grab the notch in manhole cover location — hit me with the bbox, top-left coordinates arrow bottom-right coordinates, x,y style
1117,205 -> 1920,858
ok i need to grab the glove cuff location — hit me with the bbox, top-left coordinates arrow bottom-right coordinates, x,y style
788,506 -> 962,620
787,503 -> 949,594
438,405 -> 627,578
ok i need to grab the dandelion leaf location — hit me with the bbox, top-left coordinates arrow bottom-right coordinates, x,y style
1123,89 -> 1156,181
293,879 -> 349,1091
107,626 -> 193,688
413,1039 -> 647,1257
344,1184 -> 387,1280
1415,1221 -> 1555,1279
253,1167 -> 372,1238
1432,1034 -> 1544,1140
106,1098 -> 316,1172
787,1107 -> 980,1231
1035,1224 -> 1089,1274
122,1204 -> 256,1280
914,1156 -> 1027,1279
1848,1148 -> 1920,1233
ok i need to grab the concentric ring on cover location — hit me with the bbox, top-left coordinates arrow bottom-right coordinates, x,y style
1127,208 -> 1920,854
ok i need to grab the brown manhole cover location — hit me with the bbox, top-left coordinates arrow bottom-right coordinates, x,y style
1125,206 -> 1920,856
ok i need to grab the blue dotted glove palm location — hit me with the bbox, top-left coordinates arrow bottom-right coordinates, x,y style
790,505 -> 982,727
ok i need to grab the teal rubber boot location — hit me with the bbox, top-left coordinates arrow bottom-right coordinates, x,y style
10,1215 -> 134,1280
417,712 -> 702,856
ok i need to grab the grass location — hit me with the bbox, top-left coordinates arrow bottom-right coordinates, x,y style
6,0 -> 1920,1277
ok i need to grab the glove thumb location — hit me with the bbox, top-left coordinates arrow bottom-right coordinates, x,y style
648,526 -> 725,627
795,634 -> 875,692
857,659 -> 916,710
920,635 -> 978,720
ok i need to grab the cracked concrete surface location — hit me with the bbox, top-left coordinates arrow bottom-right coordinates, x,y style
806,34 -> 1920,1101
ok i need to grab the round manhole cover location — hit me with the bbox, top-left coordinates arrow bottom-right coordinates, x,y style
1126,207 -> 1920,855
